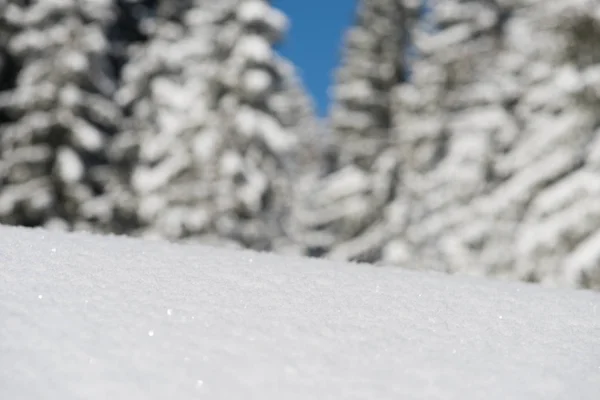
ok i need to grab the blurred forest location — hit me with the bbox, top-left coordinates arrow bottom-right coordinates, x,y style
1,0 -> 600,290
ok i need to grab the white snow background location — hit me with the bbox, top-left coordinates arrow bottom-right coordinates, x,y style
0,225 -> 599,399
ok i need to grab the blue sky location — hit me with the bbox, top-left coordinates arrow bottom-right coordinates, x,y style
274,1 -> 357,117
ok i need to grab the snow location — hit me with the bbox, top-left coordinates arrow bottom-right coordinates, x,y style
236,0 -> 288,42
232,35 -> 272,64
237,0 -> 271,25
240,68 -> 273,99
56,146 -> 84,183
0,224 -> 599,399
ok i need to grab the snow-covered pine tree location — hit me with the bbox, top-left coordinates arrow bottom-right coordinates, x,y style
0,0 -> 122,231
271,57 -> 324,180
505,0 -> 600,289
382,0 -> 600,289
113,0 -> 225,242
266,56 -> 326,255
210,0 -> 304,251
382,0 -> 514,273
290,0 -> 413,262
118,0 -> 307,250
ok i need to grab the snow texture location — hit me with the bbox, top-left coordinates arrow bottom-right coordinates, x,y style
1,224 -> 599,400
3,0 -> 600,296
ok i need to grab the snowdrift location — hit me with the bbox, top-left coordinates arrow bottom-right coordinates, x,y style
0,225 -> 598,399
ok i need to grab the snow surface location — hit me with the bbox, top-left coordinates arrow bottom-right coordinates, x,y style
0,225 -> 599,400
